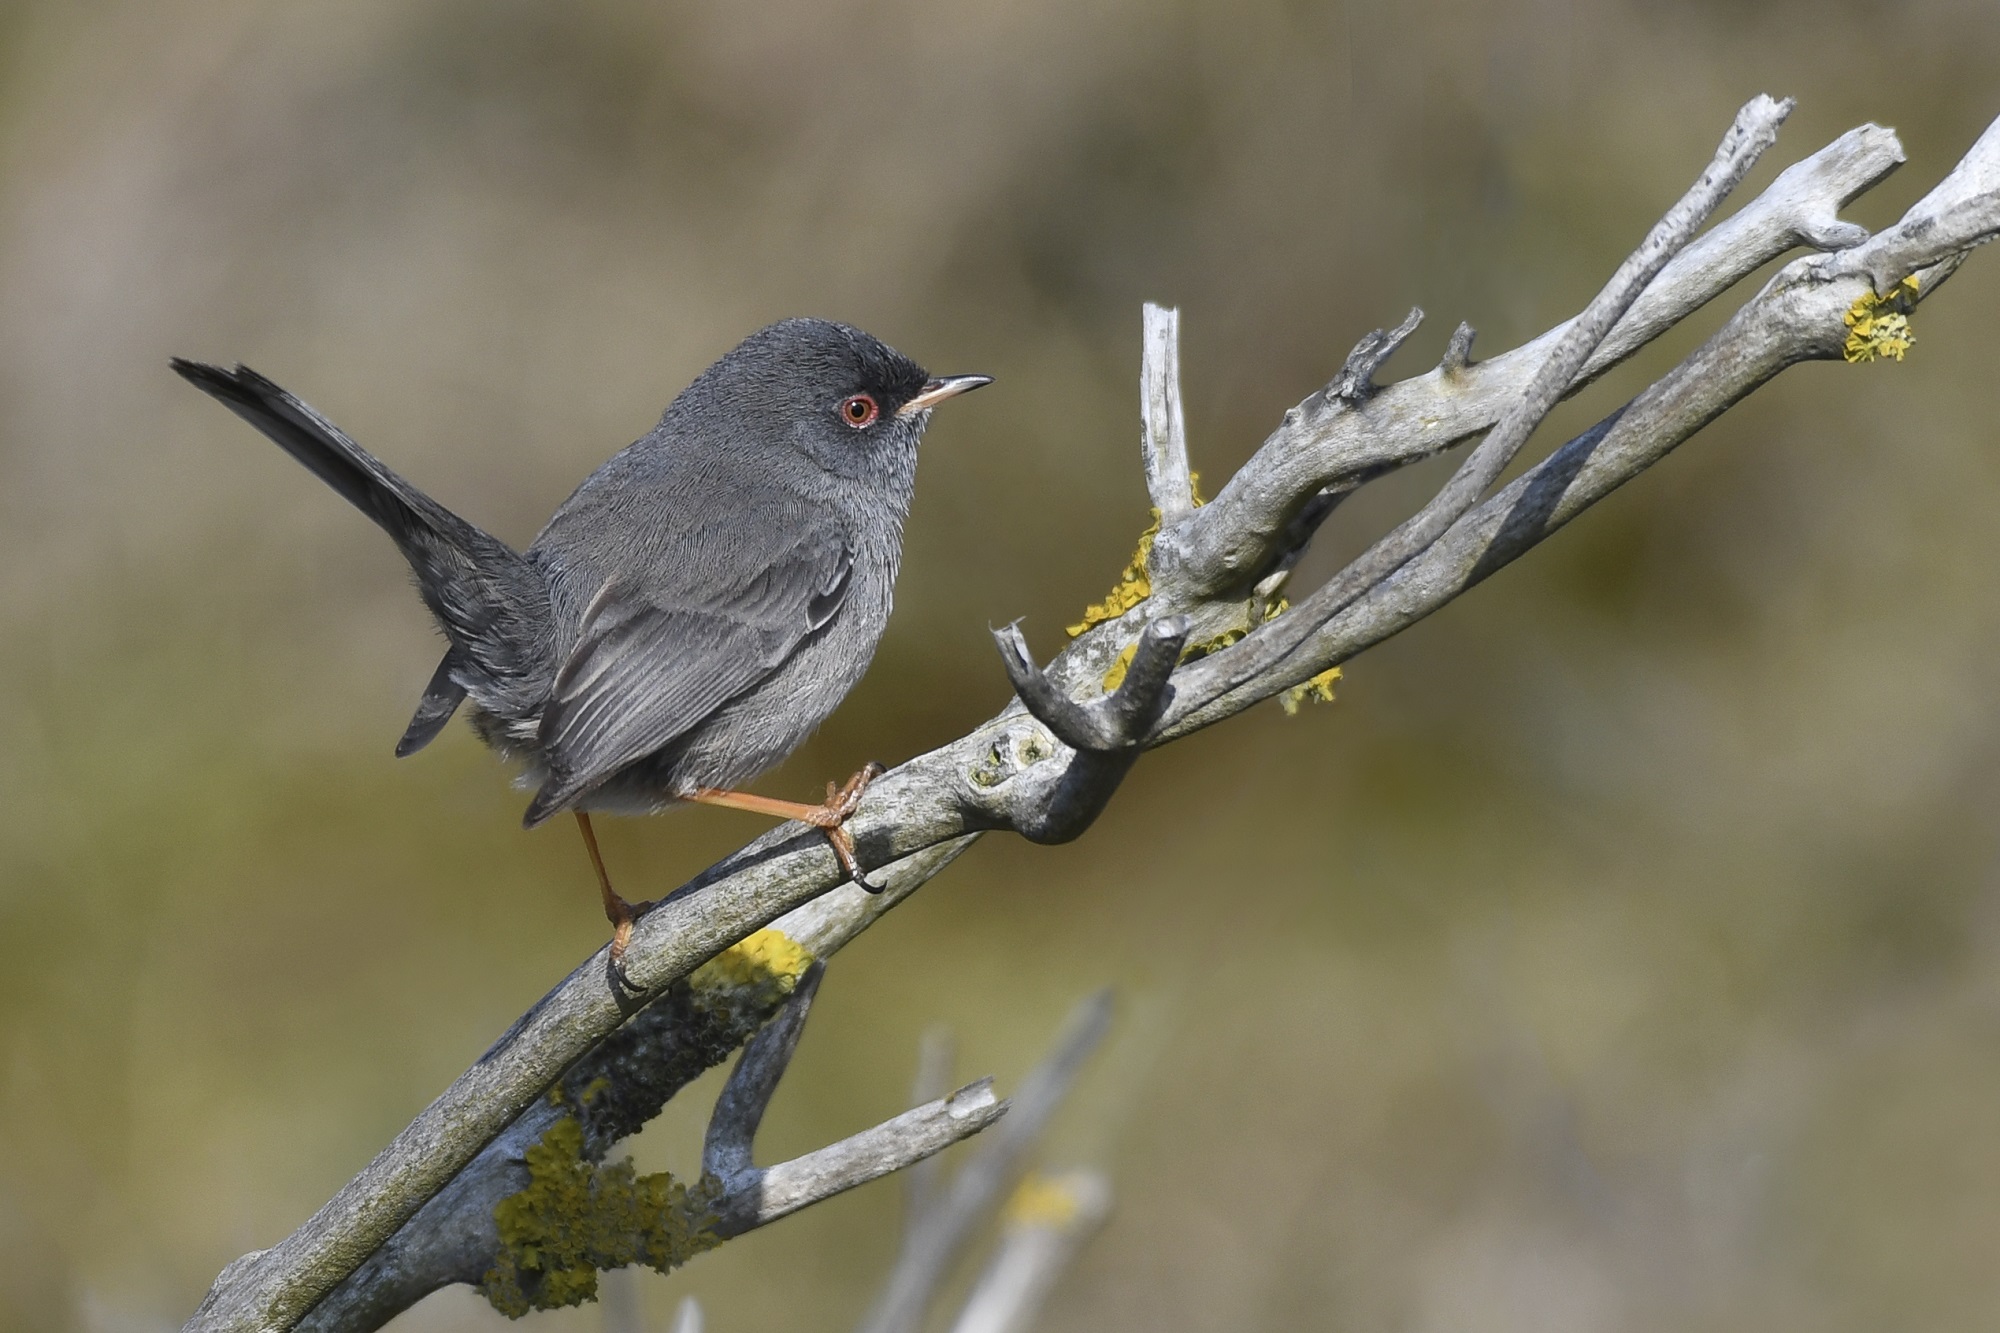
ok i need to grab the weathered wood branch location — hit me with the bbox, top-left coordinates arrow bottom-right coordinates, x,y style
1154,94 -> 1790,722
945,1170 -> 1113,1333
702,968 -> 1008,1238
184,99 -> 2000,1332
1141,117 -> 1907,608
856,992 -> 1113,1333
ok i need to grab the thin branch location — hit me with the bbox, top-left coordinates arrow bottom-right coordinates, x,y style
1144,117 -> 1904,605
295,841 -> 980,1332
993,614 -> 1189,752
698,960 -> 1010,1235
711,1079 -> 1008,1236
856,991 -> 1113,1333
1326,307 -> 1425,403
1161,93 -> 1791,722
946,1170 -> 1113,1333
901,1025 -> 958,1246
1157,116 -> 2000,734
703,964 -> 825,1185
672,1297 -> 704,1333
1140,303 -> 1195,517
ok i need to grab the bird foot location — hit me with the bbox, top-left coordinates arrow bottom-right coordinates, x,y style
687,763 -> 888,892
802,763 -> 887,892
606,895 -> 657,965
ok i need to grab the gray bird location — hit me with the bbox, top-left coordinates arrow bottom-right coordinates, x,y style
172,319 -> 989,955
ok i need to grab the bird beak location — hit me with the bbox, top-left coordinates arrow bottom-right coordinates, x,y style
897,374 -> 993,417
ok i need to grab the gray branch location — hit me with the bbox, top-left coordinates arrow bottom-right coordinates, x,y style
1327,307 -> 1426,404
702,965 -> 827,1186
184,101 -> 2000,1333
1161,93 -> 1791,721
702,966 -> 1009,1236
714,1080 -> 1006,1236
1143,117 -> 1905,605
901,1025 -> 959,1247
1139,303 -> 1195,517
856,991 -> 1113,1333
945,1170 -> 1114,1333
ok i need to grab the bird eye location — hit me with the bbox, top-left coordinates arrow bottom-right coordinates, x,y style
839,393 -> 879,428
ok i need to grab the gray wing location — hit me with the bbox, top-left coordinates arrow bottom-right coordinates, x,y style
521,530 -> 853,825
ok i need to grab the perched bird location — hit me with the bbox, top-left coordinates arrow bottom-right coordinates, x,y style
172,319 -> 989,956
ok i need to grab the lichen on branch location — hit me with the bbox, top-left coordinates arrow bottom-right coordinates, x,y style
1843,274 -> 1920,362
481,1114 -> 720,1317
479,929 -> 814,1315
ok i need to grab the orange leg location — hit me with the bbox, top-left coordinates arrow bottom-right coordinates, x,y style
688,763 -> 886,891
575,811 -> 651,960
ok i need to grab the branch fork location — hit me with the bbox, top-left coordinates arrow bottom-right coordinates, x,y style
701,965 -> 1008,1238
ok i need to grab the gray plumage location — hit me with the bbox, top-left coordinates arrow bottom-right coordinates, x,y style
171,318 -> 985,828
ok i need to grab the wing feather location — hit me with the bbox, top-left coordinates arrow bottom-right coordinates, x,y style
523,530 -> 853,821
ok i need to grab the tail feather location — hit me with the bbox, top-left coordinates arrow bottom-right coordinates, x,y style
396,650 -> 470,756
172,359 -> 554,724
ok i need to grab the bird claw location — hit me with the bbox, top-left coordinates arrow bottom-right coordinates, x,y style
821,817 -> 884,893
814,764 -> 886,891
605,896 -> 656,964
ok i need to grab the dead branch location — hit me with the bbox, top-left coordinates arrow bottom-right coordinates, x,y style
184,99 -> 2000,1332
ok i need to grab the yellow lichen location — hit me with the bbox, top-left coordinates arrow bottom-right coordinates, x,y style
1067,516 -> 1158,639
482,1116 -> 721,1317
1004,1172 -> 1083,1229
1843,275 -> 1920,363
1072,480 -> 1334,712
1099,641 -> 1141,691
690,928 -> 812,997
1067,475 -> 1206,639
1280,666 -> 1342,714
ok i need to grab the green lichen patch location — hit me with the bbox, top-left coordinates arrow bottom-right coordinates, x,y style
1844,275 -> 1920,363
480,930 -> 821,1315
481,1116 -> 721,1317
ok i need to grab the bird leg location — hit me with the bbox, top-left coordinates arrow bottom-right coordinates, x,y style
574,811 -> 651,960
687,763 -> 887,892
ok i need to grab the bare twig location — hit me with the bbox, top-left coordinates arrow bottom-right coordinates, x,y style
946,1170 -> 1113,1333
1143,117 -> 1905,606
1160,93 -> 1791,721
902,1025 -> 959,1247
1327,307 -> 1426,403
1140,303 -> 1195,517
702,965 -> 827,1186
1156,115 -> 2000,732
856,991 -> 1113,1333
702,962 -> 1006,1236
712,1081 -> 1007,1237
993,614 -> 1189,753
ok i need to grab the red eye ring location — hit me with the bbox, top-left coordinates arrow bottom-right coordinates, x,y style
839,393 -> 880,428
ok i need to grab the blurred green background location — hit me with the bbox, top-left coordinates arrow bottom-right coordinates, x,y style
3,1 -> 1999,1329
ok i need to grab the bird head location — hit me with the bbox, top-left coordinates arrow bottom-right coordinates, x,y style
684,318 -> 990,494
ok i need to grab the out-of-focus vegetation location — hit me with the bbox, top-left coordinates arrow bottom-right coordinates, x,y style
2,2 -> 1999,1329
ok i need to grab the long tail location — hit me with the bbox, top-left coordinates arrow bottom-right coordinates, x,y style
171,360 -> 554,751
